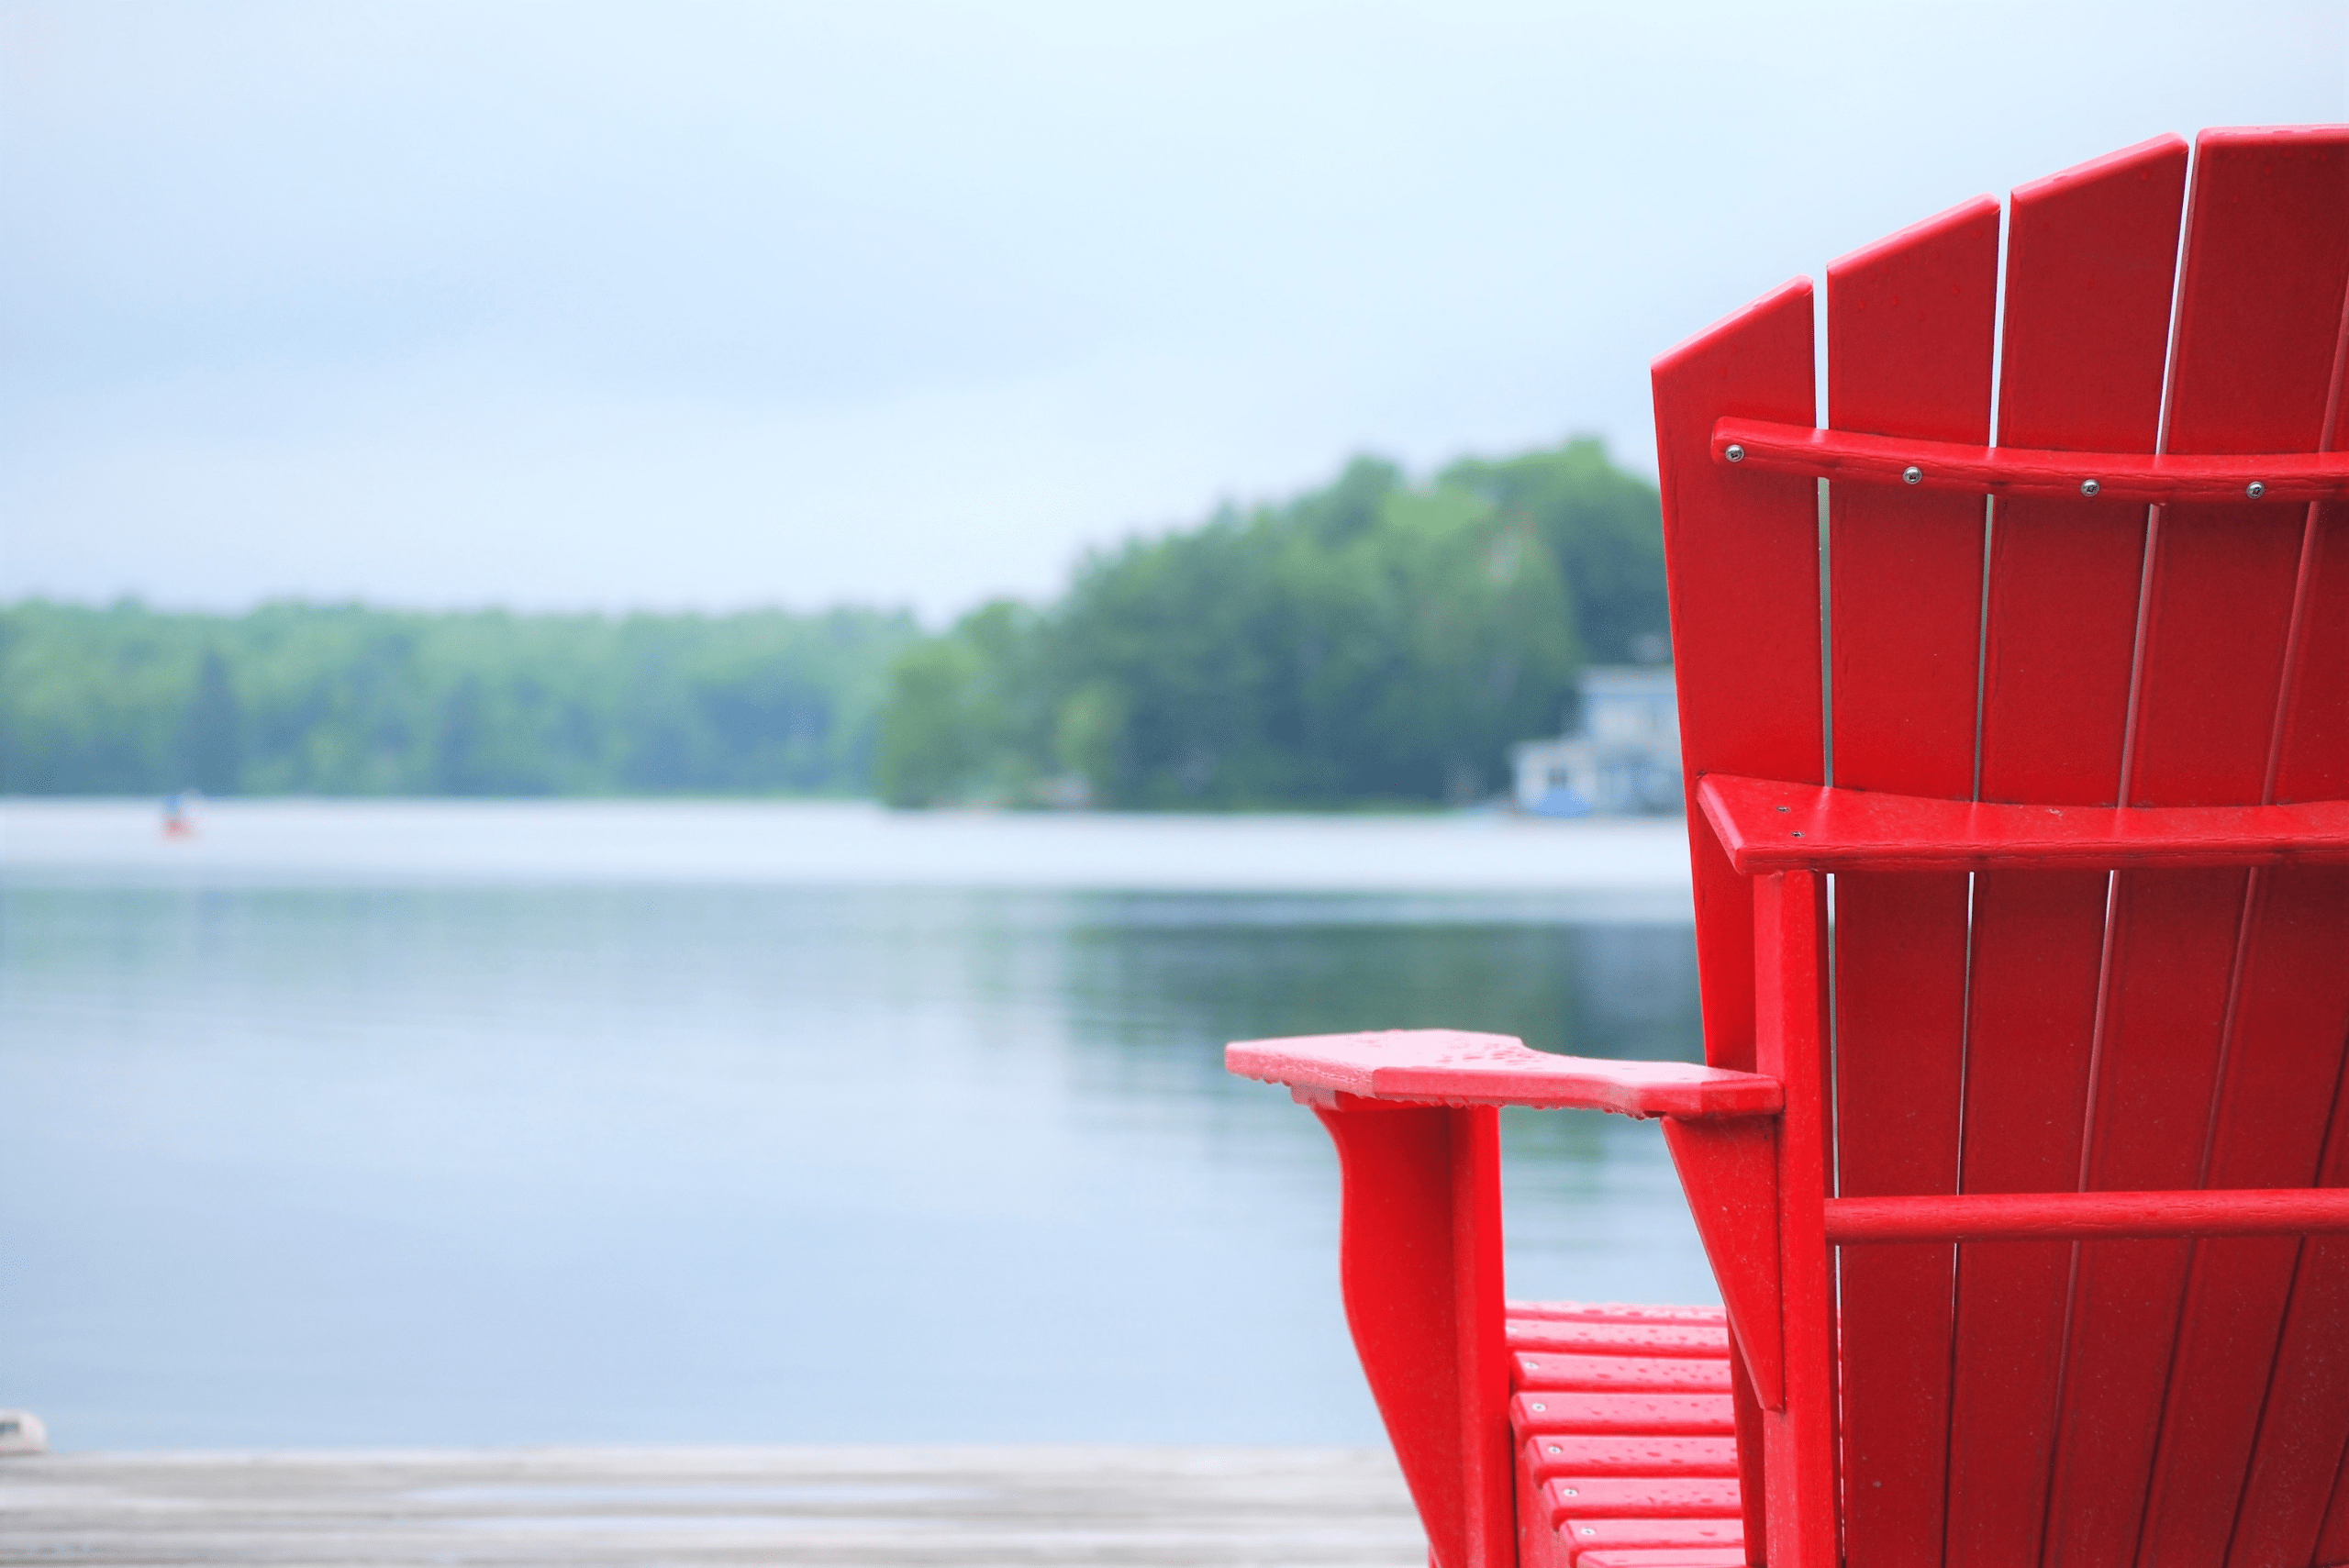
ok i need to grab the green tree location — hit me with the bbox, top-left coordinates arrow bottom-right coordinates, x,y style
874,639 -> 984,807
178,649 -> 244,793
873,600 -> 1049,806
869,434 -> 1660,810
1440,436 -> 1670,665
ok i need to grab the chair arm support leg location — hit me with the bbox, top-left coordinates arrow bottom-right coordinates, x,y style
1660,1115 -> 1786,1408
1312,1099 -> 1515,1568
1661,1113 -> 1784,1568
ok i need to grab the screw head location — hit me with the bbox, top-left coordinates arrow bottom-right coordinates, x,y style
1562,1487 -> 1577,1496
2080,479 -> 2100,497
1545,1445 -> 1560,1455
1903,465 -> 1923,484
1724,443 -> 1745,462
1530,1402 -> 1545,1411
2248,481 -> 2267,498
1581,1529 -> 1598,1537
1791,830 -> 1804,838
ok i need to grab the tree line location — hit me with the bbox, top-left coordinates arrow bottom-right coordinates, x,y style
1,436 -> 1667,805
0,601 -> 917,795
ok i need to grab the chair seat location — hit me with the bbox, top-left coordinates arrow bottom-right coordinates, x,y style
1509,1302 -> 1746,1568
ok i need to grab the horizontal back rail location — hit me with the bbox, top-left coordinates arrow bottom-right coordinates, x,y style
1829,1188 -> 2349,1243
1712,417 -> 2349,504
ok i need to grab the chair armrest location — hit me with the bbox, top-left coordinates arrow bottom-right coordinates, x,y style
1699,772 -> 2349,873
1225,1029 -> 1782,1119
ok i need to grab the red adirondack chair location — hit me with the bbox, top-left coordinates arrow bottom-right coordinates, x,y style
1229,126 -> 2349,1568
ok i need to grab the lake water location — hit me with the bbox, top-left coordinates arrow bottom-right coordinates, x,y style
0,801 -> 1712,1451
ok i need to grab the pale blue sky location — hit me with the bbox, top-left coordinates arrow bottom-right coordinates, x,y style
4,2 -> 2343,619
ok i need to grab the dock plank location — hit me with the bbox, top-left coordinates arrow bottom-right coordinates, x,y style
0,1446 -> 1425,1567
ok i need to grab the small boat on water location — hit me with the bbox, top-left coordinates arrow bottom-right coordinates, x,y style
161,790 -> 199,839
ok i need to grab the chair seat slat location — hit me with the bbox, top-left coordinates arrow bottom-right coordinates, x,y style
1512,1393 -> 1735,1437
1555,1518 -> 1743,1562
1519,1436 -> 1741,1479
1538,1477 -> 1741,1520
1508,1320 -> 1732,1361
1516,1354 -> 1732,1394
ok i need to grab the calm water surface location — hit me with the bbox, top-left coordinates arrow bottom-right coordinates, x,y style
1,804 -> 1710,1449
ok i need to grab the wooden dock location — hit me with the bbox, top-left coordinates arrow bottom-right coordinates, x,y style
0,1445 -> 1425,1566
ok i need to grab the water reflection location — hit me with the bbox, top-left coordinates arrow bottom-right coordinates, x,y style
1055,893 -> 1702,1061
0,883 -> 1710,1450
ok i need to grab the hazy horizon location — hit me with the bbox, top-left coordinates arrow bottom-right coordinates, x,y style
6,1 -> 2344,621
0,430 -> 1613,626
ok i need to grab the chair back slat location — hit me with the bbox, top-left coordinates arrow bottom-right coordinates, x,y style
2133,135 -> 2349,1568
1652,278 -> 1821,1568
2141,865 -> 2349,1567
2040,129 -> 2349,1568
2272,408 -> 2349,806
2229,411 -> 2349,1568
1819,196 -> 1998,1568
1943,135 -> 2188,1568
1652,280 -> 1821,1076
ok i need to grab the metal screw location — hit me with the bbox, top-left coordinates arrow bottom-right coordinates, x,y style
1530,1402 -> 1545,1411
1546,1446 -> 1561,1455
1725,443 -> 1745,462
1581,1529 -> 1598,1537
1903,465 -> 1923,484
1791,830 -> 1804,838
1776,805 -> 1789,812
2080,479 -> 2100,497
2248,481 -> 2267,498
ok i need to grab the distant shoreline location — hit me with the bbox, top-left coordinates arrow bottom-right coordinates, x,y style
1,797 -> 1695,905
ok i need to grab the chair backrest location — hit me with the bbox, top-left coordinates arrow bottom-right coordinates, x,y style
1653,128 -> 2349,1568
